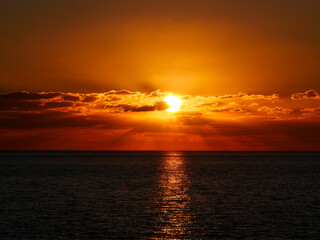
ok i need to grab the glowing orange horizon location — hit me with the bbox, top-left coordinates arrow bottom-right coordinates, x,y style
0,89 -> 319,151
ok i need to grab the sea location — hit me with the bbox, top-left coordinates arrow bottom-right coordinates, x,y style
0,151 -> 319,239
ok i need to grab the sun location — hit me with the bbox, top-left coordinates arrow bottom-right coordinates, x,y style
164,95 -> 182,112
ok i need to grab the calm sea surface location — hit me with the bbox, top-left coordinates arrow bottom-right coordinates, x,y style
0,151 -> 319,239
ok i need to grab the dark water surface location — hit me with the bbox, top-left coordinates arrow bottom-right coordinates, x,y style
0,151 -> 319,239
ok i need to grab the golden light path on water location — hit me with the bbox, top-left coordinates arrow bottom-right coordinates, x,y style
155,152 -> 192,238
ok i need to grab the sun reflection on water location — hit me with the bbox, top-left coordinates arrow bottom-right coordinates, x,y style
155,152 -> 192,238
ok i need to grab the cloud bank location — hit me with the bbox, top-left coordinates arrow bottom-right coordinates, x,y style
0,90 -> 319,150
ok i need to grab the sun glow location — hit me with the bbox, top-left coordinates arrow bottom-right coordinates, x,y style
164,95 -> 182,112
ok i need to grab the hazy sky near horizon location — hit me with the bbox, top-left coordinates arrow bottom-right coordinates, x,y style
1,0 -> 320,95
1,1 -> 320,150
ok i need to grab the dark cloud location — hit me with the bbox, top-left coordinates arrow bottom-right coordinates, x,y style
301,107 -> 320,115
291,90 -> 320,100
0,91 -> 106,111
43,101 -> 74,108
107,96 -> 122,101
0,111 -> 124,129
0,91 -> 61,100
61,94 -> 81,101
0,99 -> 74,111
154,101 -> 170,111
105,101 -> 169,112
81,95 -> 98,102
0,100 -> 41,111
0,90 -> 170,112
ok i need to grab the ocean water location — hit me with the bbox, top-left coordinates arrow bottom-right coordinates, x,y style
0,151 -> 319,239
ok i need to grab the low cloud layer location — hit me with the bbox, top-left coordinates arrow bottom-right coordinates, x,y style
0,90 -> 319,150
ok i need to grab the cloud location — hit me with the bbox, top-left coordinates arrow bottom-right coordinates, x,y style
0,89 -> 306,117
148,89 -> 166,97
0,110 -> 130,130
190,92 -> 279,112
301,107 -> 320,115
195,102 -> 218,107
104,101 -> 169,112
105,89 -> 139,95
0,91 -> 61,101
61,93 -> 81,101
258,106 -> 294,115
291,90 -> 320,100
81,95 -> 98,102
217,92 -> 279,101
0,90 -> 319,150
210,106 -> 248,113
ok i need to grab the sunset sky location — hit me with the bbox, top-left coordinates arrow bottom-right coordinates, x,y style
1,0 -> 320,150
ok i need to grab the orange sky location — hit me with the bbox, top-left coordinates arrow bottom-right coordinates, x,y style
0,1 -> 320,150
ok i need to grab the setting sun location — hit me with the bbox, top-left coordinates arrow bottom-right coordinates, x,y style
164,95 -> 182,112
